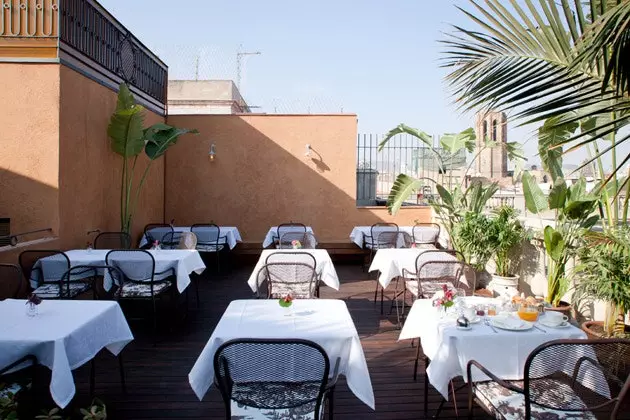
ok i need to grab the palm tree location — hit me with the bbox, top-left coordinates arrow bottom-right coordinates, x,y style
442,0 -> 630,225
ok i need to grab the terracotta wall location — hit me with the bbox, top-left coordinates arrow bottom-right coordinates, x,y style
0,63 -> 61,240
165,114 -> 431,243
58,66 -> 165,248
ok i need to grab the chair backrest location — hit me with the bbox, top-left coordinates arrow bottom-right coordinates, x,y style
413,223 -> 440,245
276,223 -> 307,242
213,338 -> 330,419
105,249 -> 156,284
161,231 -> 183,250
416,259 -> 472,297
191,224 -> 221,245
398,231 -> 414,248
262,262 -> 317,299
0,264 -> 23,300
19,250 -> 70,286
144,224 -> 173,245
278,232 -> 318,249
374,230 -> 399,249
368,223 -> 399,247
60,265 -> 123,300
94,231 -> 132,249
178,232 -> 198,250
524,339 -> 630,419
265,251 -> 317,268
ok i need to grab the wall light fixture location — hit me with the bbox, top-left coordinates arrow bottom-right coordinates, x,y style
209,143 -> 217,161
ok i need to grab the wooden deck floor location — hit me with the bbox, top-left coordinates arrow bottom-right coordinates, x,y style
63,261 -> 491,419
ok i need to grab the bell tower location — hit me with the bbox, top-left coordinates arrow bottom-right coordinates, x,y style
474,111 -> 508,179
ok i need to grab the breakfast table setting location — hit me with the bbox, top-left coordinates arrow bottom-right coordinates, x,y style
399,293 -> 587,399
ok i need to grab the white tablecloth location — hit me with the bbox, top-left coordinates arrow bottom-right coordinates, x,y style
368,248 -> 457,289
247,250 -> 340,293
0,299 -> 133,408
188,299 -> 375,410
139,226 -> 242,249
262,226 -> 315,248
31,249 -> 206,293
350,226 -> 439,248
399,297 -> 588,399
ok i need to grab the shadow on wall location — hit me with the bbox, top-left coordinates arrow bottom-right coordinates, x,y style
165,115 -> 427,242
0,169 -> 61,264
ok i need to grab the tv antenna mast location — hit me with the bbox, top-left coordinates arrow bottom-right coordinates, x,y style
236,45 -> 261,90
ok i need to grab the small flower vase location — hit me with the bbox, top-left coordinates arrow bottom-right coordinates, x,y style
26,302 -> 38,317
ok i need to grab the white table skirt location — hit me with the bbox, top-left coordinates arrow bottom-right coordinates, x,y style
247,249 -> 340,293
262,226 -> 315,248
0,299 -> 133,408
139,226 -> 242,249
31,249 -> 206,293
399,297 -> 589,399
368,248 -> 457,289
350,226 -> 439,248
188,299 -> 375,410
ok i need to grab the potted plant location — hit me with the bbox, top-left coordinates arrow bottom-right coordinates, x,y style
575,229 -> 630,338
487,206 -> 528,295
522,175 -> 599,314
452,210 -> 495,286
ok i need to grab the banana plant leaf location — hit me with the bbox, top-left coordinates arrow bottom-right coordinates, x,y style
107,84 -> 145,158
522,171 -> 549,214
544,226 -> 565,262
548,178 -> 568,210
386,174 -> 426,215
144,124 -> 199,160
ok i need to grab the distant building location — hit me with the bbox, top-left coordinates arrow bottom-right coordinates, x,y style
167,80 -> 250,115
474,111 -> 509,180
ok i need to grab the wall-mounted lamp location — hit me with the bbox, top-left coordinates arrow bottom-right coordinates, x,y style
209,143 -> 217,161
305,144 -> 312,158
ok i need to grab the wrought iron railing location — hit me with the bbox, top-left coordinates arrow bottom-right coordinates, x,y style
59,0 -> 167,104
0,0 -> 167,107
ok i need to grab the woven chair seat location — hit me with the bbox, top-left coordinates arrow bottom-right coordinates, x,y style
475,380 -> 596,420
0,382 -> 22,400
33,282 -> 90,299
232,380 -> 321,410
196,244 -> 225,253
404,280 -> 454,298
119,282 -> 171,298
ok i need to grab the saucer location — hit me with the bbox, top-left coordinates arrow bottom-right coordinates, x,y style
456,325 -> 472,331
467,316 -> 481,324
539,320 -> 570,328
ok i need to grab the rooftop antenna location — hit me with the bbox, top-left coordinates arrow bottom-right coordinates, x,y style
236,44 -> 261,90
194,53 -> 200,81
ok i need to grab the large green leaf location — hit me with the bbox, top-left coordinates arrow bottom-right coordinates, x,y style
564,199 -> 598,220
144,124 -> 198,160
378,124 -> 433,151
108,107 -> 146,158
439,127 -> 476,154
538,116 -> 577,181
522,171 -> 549,214
544,225 -> 565,262
548,177 -> 568,210
386,174 -> 425,215
436,184 -> 454,208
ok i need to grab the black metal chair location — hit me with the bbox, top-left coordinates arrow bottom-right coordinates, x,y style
160,231 -> 183,250
143,223 -> 173,248
278,231 -> 318,249
258,261 -> 317,299
0,264 -> 23,300
93,231 -> 132,249
274,222 -> 307,247
191,224 -> 226,272
213,338 -> 340,420
105,250 -> 176,344
19,250 -> 91,299
468,338 -> 630,419
412,222 -> 441,248
371,230 -> 401,314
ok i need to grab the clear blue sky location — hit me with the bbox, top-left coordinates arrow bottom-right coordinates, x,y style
99,0 -> 612,166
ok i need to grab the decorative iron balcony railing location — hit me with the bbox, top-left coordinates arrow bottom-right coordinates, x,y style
0,0 -> 167,111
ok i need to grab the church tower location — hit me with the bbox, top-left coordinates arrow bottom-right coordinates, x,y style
474,111 -> 508,179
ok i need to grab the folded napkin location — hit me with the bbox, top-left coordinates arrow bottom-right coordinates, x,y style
492,316 -> 524,329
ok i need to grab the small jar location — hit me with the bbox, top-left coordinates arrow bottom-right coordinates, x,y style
475,304 -> 486,317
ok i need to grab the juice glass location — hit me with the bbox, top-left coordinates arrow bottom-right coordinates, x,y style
517,304 -> 539,322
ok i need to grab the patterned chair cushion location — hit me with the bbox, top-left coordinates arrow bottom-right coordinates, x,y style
33,282 -> 90,299
229,382 -> 324,420
405,280 -> 454,298
0,382 -> 22,400
119,281 -> 171,298
474,380 -> 597,420
196,244 -> 225,253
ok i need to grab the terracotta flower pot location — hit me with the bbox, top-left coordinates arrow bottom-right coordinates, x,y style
544,300 -> 572,320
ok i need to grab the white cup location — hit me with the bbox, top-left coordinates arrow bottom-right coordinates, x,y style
544,311 -> 568,325
463,306 -> 476,320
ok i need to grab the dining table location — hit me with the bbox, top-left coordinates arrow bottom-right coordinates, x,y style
349,225 -> 439,248
139,226 -> 242,249
188,299 -> 375,410
0,299 -> 133,408
30,249 -> 206,293
398,296 -> 589,399
262,226 -> 315,248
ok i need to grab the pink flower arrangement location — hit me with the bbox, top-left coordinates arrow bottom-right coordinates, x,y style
291,240 -> 302,249
433,284 -> 456,309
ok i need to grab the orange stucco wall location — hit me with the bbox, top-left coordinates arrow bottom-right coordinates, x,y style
165,114 -> 431,242
0,63 -> 61,240
58,66 -> 165,248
